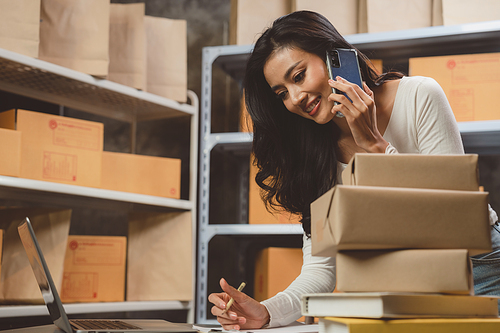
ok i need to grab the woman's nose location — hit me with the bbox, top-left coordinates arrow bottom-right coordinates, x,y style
290,88 -> 306,107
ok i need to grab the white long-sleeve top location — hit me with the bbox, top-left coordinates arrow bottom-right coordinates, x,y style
261,76 -> 497,327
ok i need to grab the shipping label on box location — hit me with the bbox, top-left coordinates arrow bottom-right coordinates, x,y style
61,235 -> 126,303
342,154 -> 479,191
409,53 -> 500,122
336,249 -> 473,294
101,151 -> 181,199
311,185 -> 491,257
0,109 -> 103,187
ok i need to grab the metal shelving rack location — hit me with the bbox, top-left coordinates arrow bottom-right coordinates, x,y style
0,48 -> 198,320
197,20 -> 500,323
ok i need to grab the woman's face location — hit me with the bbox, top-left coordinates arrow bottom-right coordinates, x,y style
263,47 -> 335,124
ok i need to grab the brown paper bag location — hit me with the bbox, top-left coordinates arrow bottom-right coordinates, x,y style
0,0 -> 41,58
108,3 -> 146,90
359,0 -> 432,33
127,211 -> 192,301
0,208 -> 71,303
442,0 -> 500,26
292,0 -> 358,35
39,0 -> 110,77
144,16 -> 187,102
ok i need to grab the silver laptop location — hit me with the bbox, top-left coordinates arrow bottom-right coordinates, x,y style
18,217 -> 197,333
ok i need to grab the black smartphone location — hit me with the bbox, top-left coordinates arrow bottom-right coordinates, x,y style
325,48 -> 363,117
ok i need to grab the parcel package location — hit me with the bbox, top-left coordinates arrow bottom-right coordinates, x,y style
101,151 -> 181,199
0,208 -> 71,302
0,109 -> 103,187
336,249 -> 473,294
342,154 -> 479,191
409,52 -> 500,122
61,235 -> 126,303
311,185 -> 491,257
0,128 -> 21,177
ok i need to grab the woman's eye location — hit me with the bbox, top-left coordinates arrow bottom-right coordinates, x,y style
294,70 -> 305,83
277,91 -> 288,100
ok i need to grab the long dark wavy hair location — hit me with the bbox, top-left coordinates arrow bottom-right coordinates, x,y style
244,11 -> 402,235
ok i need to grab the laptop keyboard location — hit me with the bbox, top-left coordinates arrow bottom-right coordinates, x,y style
70,319 -> 142,330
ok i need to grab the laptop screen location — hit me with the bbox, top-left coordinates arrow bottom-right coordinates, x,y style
18,218 -> 74,333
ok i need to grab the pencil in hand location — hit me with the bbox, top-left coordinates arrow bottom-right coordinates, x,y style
221,282 -> 246,315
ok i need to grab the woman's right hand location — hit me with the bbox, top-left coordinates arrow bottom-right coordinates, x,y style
208,278 -> 270,331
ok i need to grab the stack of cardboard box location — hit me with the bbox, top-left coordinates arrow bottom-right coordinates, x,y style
308,153 -> 500,331
311,153 -> 491,294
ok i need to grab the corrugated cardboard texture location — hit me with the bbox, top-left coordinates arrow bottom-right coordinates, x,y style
127,211 -> 192,301
342,154 -> 479,191
0,0 -> 40,57
108,3 -> 146,90
0,128 -> 21,177
254,247 -> 302,301
0,109 -> 103,187
39,0 -> 110,77
144,16 -> 187,102
61,235 -> 126,303
336,249 -> 472,294
409,53 -> 500,122
311,185 -> 491,257
101,151 -> 181,199
0,208 -> 71,302
292,0 -> 358,35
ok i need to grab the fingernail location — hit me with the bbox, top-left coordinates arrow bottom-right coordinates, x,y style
328,79 -> 334,84
336,76 -> 343,81
221,302 -> 226,308
230,313 -> 237,320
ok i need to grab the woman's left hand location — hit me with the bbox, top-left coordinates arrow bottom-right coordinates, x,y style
328,76 -> 388,153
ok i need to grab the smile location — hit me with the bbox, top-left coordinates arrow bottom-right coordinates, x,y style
305,96 -> 321,114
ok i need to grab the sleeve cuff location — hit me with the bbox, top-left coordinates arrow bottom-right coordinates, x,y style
385,142 -> 399,154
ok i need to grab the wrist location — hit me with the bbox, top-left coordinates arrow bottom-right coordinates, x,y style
260,308 -> 271,328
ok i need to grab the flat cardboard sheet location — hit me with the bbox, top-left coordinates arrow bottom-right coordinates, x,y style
442,0 -> 500,26
0,208 -> 71,303
336,249 -> 473,294
127,211 -> 192,301
311,185 -> 491,257
342,154 -> 479,191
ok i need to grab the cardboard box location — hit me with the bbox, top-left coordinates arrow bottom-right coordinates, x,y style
409,53 -> 500,122
61,235 -> 126,303
336,249 -> 473,294
0,208 -> 71,302
230,0 -> 291,45
249,160 -> 301,224
311,185 -> 491,257
0,229 -> 3,278
441,0 -> 500,26
0,109 -> 103,187
359,0 -> 432,33
254,247 -> 302,301
127,211 -> 192,301
342,154 -> 479,191
101,151 -> 181,199
292,0 -> 357,35
0,128 -> 21,177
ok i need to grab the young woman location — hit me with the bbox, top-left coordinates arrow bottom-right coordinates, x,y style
208,10 -> 500,330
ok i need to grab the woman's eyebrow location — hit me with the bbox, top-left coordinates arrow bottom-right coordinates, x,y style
270,60 -> 302,91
